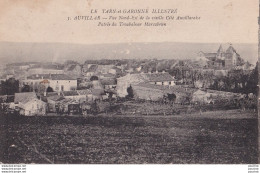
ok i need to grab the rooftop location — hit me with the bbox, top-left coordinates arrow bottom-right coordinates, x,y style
62,91 -> 79,96
27,74 -> 76,80
14,92 -> 37,104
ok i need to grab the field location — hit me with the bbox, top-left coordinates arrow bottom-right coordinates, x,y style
0,110 -> 258,164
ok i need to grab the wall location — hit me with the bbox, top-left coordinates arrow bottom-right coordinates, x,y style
49,80 -> 77,92
132,85 -> 164,101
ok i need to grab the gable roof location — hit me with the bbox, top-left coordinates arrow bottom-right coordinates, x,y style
62,91 -> 79,96
87,65 -> 98,73
67,64 -> 81,71
144,72 -> 173,82
14,92 -> 37,104
119,72 -> 174,83
27,74 -> 76,80
100,79 -> 117,85
203,53 -> 217,58
77,89 -> 92,95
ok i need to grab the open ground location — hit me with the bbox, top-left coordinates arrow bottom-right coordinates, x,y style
0,109 -> 258,164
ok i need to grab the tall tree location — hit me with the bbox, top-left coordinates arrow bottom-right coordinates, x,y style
0,78 -> 19,95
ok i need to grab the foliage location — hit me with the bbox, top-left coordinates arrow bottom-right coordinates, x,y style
90,76 -> 99,81
21,85 -> 32,92
46,86 -> 54,92
126,85 -> 134,99
0,78 -> 19,95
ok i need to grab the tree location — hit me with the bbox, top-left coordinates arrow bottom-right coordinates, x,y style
126,85 -> 134,99
21,85 -> 31,92
246,62 -> 258,95
90,76 -> 99,81
46,86 -> 54,92
167,93 -> 176,102
0,78 -> 19,95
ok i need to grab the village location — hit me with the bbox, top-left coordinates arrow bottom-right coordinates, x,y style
0,44 -> 257,116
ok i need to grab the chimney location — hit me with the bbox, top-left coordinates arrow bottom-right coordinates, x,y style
155,70 -> 158,74
44,92 -> 46,97
162,70 -> 165,73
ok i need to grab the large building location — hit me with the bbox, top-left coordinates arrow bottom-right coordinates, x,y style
21,74 -> 77,92
117,72 -> 175,97
197,44 -> 243,69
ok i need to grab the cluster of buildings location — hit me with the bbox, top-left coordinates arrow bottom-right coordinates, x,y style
0,61 -> 179,115
196,44 -> 253,70
0,44 -> 255,116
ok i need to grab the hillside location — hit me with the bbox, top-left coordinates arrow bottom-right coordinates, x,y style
0,42 -> 257,64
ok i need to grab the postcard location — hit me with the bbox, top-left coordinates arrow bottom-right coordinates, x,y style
0,0 -> 258,168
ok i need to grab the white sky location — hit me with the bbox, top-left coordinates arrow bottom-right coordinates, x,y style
0,0 -> 258,44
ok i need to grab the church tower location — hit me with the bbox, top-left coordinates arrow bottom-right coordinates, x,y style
216,44 -> 225,60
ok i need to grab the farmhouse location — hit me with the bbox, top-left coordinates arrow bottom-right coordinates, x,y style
117,72 -> 175,97
14,92 -> 46,116
22,74 -> 77,92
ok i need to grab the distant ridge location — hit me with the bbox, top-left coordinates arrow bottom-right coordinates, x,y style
0,42 -> 257,64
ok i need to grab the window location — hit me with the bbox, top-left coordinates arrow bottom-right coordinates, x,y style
155,82 -> 157,84
57,81 -> 58,83
169,82 -> 171,85
61,85 -> 64,91
162,82 -> 164,85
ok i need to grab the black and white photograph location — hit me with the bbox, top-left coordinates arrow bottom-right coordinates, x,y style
0,0 -> 259,169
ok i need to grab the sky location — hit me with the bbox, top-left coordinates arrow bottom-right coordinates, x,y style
0,0 -> 258,44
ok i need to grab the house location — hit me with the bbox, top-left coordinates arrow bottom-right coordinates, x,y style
46,90 -> 93,112
45,92 -> 63,112
65,64 -> 82,78
198,44 -> 243,69
21,74 -> 77,92
100,78 -> 117,90
96,65 -> 115,74
117,72 -> 175,97
83,64 -> 98,77
131,83 -> 195,103
61,90 -> 86,103
14,92 -> 46,116
77,89 -> 93,101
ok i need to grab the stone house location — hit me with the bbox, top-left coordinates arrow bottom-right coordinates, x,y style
21,74 -> 77,92
117,72 -> 175,97
14,92 -> 46,116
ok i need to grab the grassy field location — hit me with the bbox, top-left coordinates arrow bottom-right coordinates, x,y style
0,110 -> 258,164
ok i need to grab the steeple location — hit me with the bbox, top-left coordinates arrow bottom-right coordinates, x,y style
217,44 -> 224,57
226,44 -> 236,54
217,44 -> 224,54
